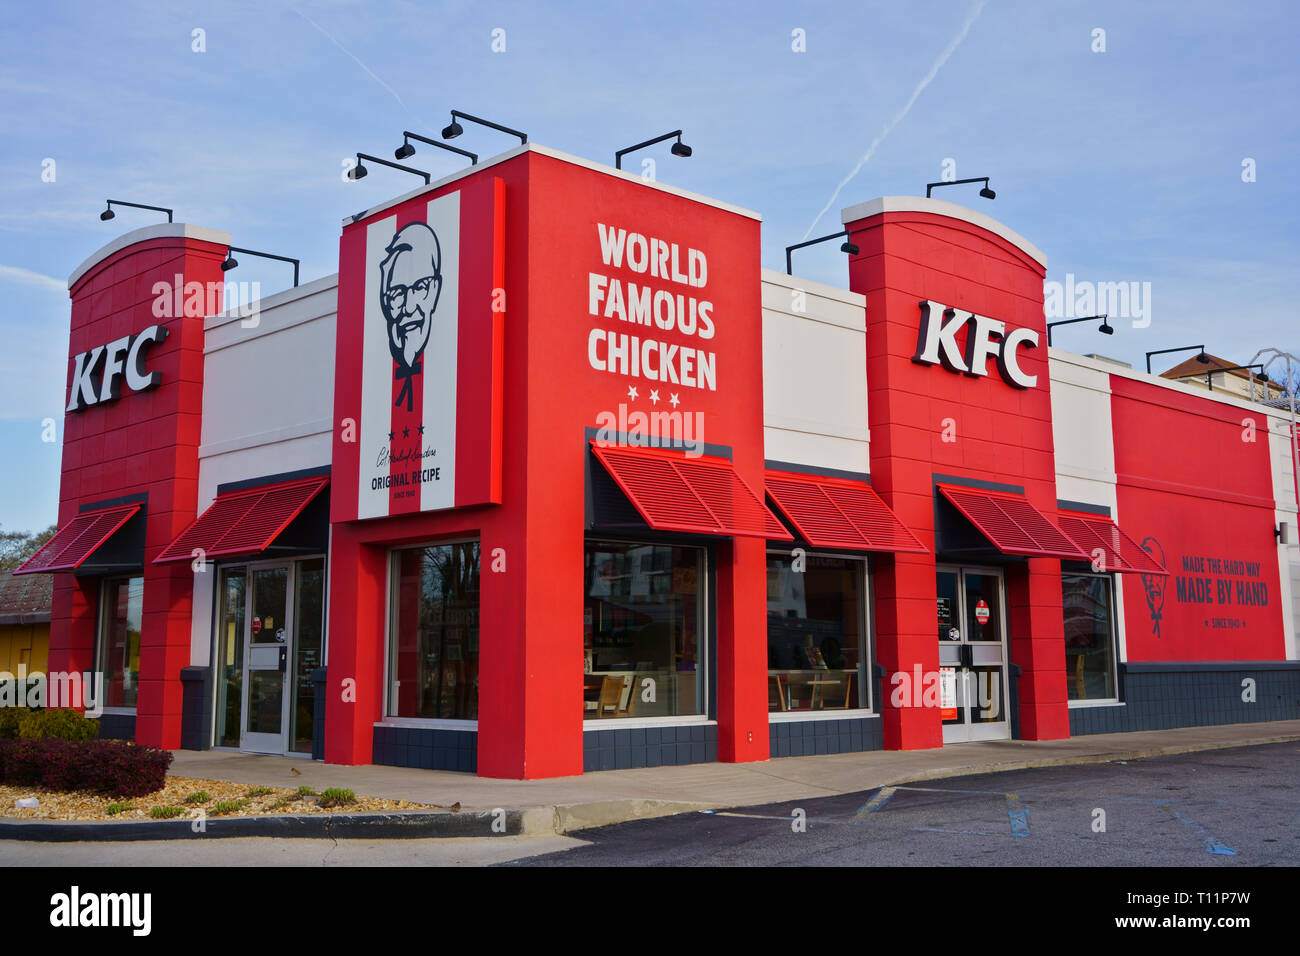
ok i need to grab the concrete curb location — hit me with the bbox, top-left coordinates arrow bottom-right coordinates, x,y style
0,809 -> 525,842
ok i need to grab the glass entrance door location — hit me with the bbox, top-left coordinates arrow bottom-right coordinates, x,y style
242,565 -> 291,754
213,557 -> 325,755
937,566 -> 1010,743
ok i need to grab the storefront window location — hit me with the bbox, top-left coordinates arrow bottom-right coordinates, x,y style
389,542 -> 480,720
766,554 -> 867,712
99,576 -> 143,709
584,541 -> 705,719
1062,573 -> 1118,701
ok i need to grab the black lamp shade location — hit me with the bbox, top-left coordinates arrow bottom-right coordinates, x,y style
979,187 -> 996,199
1196,352 -> 1212,364
99,209 -> 115,221
1100,322 -> 1114,335
394,143 -> 415,160
221,256 -> 237,272
442,121 -> 464,139
840,241 -> 860,255
349,163 -> 368,181
671,141 -> 692,158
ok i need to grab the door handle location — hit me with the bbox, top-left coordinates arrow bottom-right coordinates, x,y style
279,647 -> 287,673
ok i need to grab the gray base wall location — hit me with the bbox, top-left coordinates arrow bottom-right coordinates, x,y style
97,712 -> 135,741
583,723 -> 718,771
372,725 -> 477,773
770,715 -> 883,757
179,666 -> 211,750
1069,661 -> 1300,735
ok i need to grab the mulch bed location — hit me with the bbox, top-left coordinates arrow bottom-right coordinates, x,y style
0,776 -> 442,821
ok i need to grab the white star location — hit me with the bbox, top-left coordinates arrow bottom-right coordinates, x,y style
649,389 -> 660,405
627,385 -> 638,401
669,393 -> 680,408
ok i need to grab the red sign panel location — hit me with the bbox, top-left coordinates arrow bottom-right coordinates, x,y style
332,175 -> 505,522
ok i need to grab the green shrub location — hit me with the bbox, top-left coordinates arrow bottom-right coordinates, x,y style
296,785 -> 316,797
15,708 -> 99,742
106,802 -> 133,815
246,786 -> 273,797
149,806 -> 183,819
183,791 -> 208,804
317,787 -> 356,808
212,798 -> 248,815
0,738 -> 170,797
0,708 -> 20,739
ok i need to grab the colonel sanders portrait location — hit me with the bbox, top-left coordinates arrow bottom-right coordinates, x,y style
379,221 -> 443,412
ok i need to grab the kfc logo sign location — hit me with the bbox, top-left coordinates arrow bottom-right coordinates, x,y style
911,300 -> 1038,390
66,325 -> 169,412
380,222 -> 443,412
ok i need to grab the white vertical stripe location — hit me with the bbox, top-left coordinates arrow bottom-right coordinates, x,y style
421,192 -> 459,512
358,214 -> 398,519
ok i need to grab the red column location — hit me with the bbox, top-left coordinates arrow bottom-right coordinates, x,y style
874,554 -> 943,749
322,531 -> 386,764
1006,559 -> 1070,739
715,536 -> 769,762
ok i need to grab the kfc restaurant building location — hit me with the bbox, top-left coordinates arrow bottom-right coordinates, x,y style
22,143 -> 1300,778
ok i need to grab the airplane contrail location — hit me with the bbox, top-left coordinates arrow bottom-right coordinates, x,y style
293,6 -> 424,125
801,0 -> 988,241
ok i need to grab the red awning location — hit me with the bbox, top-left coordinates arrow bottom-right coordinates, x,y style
937,484 -> 1089,561
154,476 -> 329,564
14,504 -> 141,574
765,471 -> 927,553
590,442 -> 791,540
1057,511 -> 1168,576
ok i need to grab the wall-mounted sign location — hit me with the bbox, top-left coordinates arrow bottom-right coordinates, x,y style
912,300 -> 1037,389
332,175 -> 504,522
66,325 -> 169,412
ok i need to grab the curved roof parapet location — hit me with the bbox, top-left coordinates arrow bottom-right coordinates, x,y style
840,196 -> 1046,269
68,223 -> 233,290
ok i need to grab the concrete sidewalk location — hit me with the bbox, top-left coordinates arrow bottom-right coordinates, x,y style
168,720 -> 1300,835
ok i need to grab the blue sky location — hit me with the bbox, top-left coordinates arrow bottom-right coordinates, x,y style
1,0 -> 1297,532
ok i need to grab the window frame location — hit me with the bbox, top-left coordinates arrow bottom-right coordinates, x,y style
1062,569 -> 1121,706
581,536 -> 711,728
382,536 -> 482,726
765,548 -> 874,721
96,574 -> 144,715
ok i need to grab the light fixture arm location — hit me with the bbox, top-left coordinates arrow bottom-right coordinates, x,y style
446,110 -> 527,145
1045,314 -> 1109,347
926,177 -> 992,199
1145,344 -> 1208,374
355,153 -> 431,184
103,199 -> 174,223
401,132 -> 478,165
785,230 -> 855,275
615,130 -> 687,170
226,246 -> 300,287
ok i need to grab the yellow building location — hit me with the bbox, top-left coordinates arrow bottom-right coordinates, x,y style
0,573 -> 51,675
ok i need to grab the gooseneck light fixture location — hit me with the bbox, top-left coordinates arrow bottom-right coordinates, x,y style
394,131 -> 478,166
1204,363 -> 1268,395
441,110 -> 527,145
1145,344 -> 1211,374
926,177 -> 995,200
615,130 -> 692,170
784,230 -> 860,275
221,246 -> 301,287
99,200 -> 174,223
347,153 -> 431,185
1046,314 -> 1111,347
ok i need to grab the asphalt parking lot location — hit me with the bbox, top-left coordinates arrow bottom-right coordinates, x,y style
504,741 -> 1300,866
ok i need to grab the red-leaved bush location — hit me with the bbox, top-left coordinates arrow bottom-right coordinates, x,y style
0,738 -> 171,797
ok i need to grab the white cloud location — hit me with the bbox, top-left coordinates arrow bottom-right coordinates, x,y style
0,264 -> 66,294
